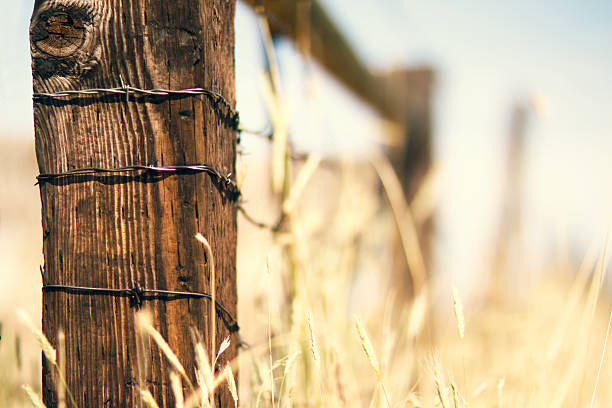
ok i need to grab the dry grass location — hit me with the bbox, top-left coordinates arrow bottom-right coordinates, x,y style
240,158 -> 612,407
2,135 -> 612,408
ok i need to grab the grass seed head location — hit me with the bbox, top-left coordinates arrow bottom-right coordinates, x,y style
452,286 -> 465,340
306,312 -> 321,370
284,351 -> 301,377
451,381 -> 460,408
224,364 -> 238,408
195,342 -> 214,396
215,336 -> 231,365
353,315 -> 382,380
497,378 -> 505,406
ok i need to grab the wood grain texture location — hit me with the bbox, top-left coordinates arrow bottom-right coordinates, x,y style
30,1 -> 237,406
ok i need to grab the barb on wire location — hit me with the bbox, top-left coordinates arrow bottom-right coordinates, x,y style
32,79 -> 239,129
36,164 -> 241,199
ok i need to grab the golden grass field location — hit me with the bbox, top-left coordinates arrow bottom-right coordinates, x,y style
1,134 -> 611,407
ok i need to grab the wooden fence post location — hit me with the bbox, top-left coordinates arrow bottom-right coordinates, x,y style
383,69 -> 435,297
491,102 -> 528,292
30,1 -> 237,406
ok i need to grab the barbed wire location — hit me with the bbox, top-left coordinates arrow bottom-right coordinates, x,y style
237,127 -> 273,141
42,283 -> 238,330
41,282 -> 248,348
237,205 -> 284,231
32,76 -> 240,129
36,164 -> 241,200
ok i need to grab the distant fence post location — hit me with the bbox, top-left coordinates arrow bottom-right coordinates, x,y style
30,1 -> 237,406
383,69 -> 435,297
491,102 -> 528,290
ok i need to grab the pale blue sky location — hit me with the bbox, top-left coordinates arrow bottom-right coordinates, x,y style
2,1 -> 612,290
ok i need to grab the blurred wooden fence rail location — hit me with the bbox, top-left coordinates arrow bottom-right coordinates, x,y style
244,0 -> 436,295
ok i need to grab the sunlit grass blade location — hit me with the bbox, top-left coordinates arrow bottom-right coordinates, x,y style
452,286 -> 465,340
136,310 -> 194,392
170,371 -> 184,408
22,384 -> 46,408
371,152 -> 427,295
195,233 -> 217,369
17,309 -> 56,366
224,364 -> 238,408
140,389 -> 160,408
589,310 -> 612,408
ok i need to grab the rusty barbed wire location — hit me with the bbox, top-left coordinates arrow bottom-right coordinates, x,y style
36,164 -> 241,199
237,205 -> 284,231
238,127 -> 273,140
41,282 -> 248,348
236,127 -> 311,163
32,76 -> 240,129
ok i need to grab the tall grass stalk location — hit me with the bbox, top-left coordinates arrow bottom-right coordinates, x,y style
256,9 -> 288,195
135,311 -> 195,393
550,230 -> 611,407
169,371 -> 184,408
267,259 -> 276,408
140,389 -> 160,408
354,316 -> 391,407
194,341 -> 214,400
22,384 -> 46,408
195,233 -> 217,372
16,310 -> 55,366
452,286 -> 465,340
278,351 -> 300,407
371,152 -> 428,305
57,331 -> 65,408
17,311 -> 76,408
589,310 -> 612,408
224,364 -> 238,408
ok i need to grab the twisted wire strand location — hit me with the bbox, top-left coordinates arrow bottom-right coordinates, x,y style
42,283 -> 241,335
32,79 -> 239,129
36,164 -> 240,198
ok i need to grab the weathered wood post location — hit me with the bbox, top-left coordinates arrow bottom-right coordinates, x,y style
491,102 -> 528,291
30,0 -> 237,406
384,69 -> 435,298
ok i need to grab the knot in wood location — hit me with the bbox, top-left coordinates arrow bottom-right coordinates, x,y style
32,9 -> 87,57
30,3 -> 101,80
